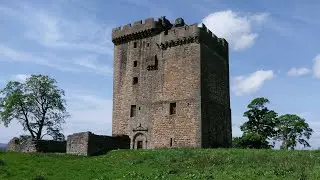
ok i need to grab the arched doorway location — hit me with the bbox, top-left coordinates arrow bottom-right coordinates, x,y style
133,133 -> 147,149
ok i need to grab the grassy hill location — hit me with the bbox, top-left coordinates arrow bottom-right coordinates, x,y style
0,148 -> 320,180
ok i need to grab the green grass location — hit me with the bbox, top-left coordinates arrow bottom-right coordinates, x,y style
1,148 -> 320,179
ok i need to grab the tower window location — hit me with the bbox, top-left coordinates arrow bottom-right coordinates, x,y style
133,77 -> 138,85
147,43 -> 149,47
130,105 -> 136,117
154,55 -> 158,68
133,61 -> 138,67
134,42 -> 137,48
170,102 -> 176,115
164,30 -> 168,35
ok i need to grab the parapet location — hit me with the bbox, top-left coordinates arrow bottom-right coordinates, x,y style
112,16 -> 172,45
111,17 -> 229,58
198,23 -> 229,58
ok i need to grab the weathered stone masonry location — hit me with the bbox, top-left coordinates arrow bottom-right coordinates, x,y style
66,132 -> 130,156
7,137 -> 66,153
111,16 -> 232,149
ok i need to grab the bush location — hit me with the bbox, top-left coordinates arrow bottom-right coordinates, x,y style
233,133 -> 273,149
0,159 -> 6,166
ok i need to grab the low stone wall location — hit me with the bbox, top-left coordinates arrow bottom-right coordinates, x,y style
36,140 -> 66,153
66,132 -> 90,156
7,137 -> 66,153
7,137 -> 36,152
67,132 -> 130,156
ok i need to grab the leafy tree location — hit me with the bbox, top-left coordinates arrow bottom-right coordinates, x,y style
0,74 -> 69,141
241,97 -> 278,139
239,97 -> 278,148
276,114 -> 313,150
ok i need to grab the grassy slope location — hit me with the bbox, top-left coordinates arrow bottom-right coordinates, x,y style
0,148 -> 320,180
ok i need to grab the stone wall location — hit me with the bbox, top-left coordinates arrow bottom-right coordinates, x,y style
111,16 -> 232,149
67,132 -> 130,156
36,140 -> 66,153
66,132 -> 90,155
200,38 -> 232,148
7,137 -> 66,153
112,17 -> 202,149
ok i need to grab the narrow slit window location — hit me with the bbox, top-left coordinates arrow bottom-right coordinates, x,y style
147,43 -> 149,47
130,105 -> 136,117
154,55 -> 158,68
134,42 -> 137,48
133,77 -> 138,85
133,61 -> 138,67
170,138 -> 173,147
170,102 -> 176,115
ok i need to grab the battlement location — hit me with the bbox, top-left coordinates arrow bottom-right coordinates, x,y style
112,16 -> 172,45
198,23 -> 228,56
111,17 -> 229,58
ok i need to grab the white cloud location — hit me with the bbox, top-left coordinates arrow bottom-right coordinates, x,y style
0,45 -> 113,76
232,70 -> 274,96
0,46 -> 39,63
63,93 -> 113,136
21,7 -> 113,56
0,4 -> 113,56
201,10 -> 269,51
12,74 -> 30,82
313,54 -> 320,78
0,4 -> 114,76
287,67 -> 311,76
0,45 -> 79,72
74,55 -> 113,76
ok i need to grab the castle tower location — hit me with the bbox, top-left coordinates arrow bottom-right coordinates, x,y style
111,17 -> 232,149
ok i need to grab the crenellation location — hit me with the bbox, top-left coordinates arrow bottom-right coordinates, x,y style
133,20 -> 143,26
198,23 -> 207,31
123,23 -> 132,29
197,25 -> 228,59
112,17 -> 163,44
219,38 -> 228,48
144,17 -> 155,24
207,29 -> 212,36
112,26 -> 121,33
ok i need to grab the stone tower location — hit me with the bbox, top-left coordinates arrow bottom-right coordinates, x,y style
111,16 -> 232,149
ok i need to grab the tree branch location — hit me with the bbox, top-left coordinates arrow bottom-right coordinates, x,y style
20,102 -> 35,139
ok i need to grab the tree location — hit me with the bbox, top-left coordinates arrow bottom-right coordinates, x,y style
232,132 -> 273,149
276,114 -> 313,150
240,97 -> 278,148
0,74 -> 69,141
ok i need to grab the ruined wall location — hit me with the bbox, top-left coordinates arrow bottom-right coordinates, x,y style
35,140 -> 66,153
7,137 -> 36,152
67,132 -> 130,156
66,132 -> 90,155
7,137 -> 66,153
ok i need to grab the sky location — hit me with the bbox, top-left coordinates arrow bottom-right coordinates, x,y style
0,0 -> 320,149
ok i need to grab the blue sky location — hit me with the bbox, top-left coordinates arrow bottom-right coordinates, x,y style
0,0 -> 320,149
